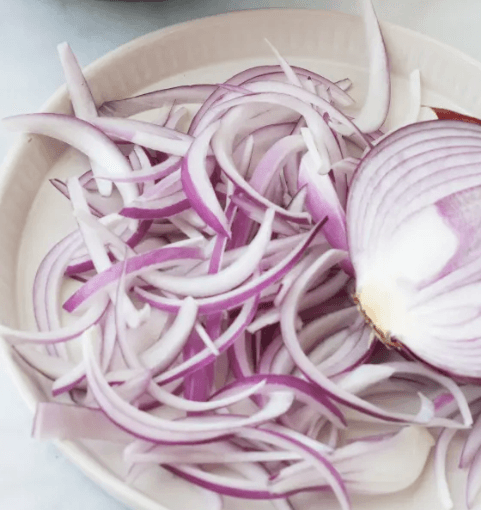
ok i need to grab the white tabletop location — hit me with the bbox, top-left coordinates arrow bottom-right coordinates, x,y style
0,1 -> 479,508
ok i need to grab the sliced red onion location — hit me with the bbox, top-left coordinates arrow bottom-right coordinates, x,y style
164,464 -> 296,499
33,402 -> 224,446
230,195 -> 300,236
92,117 -> 193,157
8,16 -> 481,507
237,81 -> 369,150
147,379 -> 268,413
99,84 -> 218,118
85,325 -> 295,432
129,445 -> 301,466
13,345 -> 76,381
434,428 -> 457,509
331,158 -> 358,209
135,209 -> 273,298
208,93 -> 336,163
51,361 -> 86,397
467,445 -> 481,508
399,69 -> 422,127
336,363 -> 395,396
50,179 -> 107,217
33,230 -> 82,332
63,246 -> 203,312
155,295 -> 259,385
69,178 -> 146,328
280,250 -> 470,425
65,217 -> 152,276
271,307 -> 361,376
264,40 -> 303,87
298,146 -> 349,258
190,65 -> 353,134
163,105 -> 188,130
352,0 -> 390,133
132,145 -> 152,169
57,42 -> 97,119
121,191 -> 191,219
141,297 -> 198,376
249,134 -> 306,194
276,426 -> 434,496
159,430 -> 330,499
128,148 -> 142,173
139,167 -> 184,201
181,121 -> 229,236
386,362 -> 472,426
315,327 -> 374,378
57,42 -> 113,196
461,412 -> 481,470
97,157 -> 181,185
240,426 -> 350,510
213,118 -> 311,224
287,185 -> 308,213
136,219 -> 325,314
214,374 -> 346,429
2,113 -> 138,205
0,296 -> 108,344
113,369 -> 152,404
251,71 -> 353,107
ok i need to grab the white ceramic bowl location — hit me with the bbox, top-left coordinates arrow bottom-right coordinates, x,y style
2,8 -> 481,510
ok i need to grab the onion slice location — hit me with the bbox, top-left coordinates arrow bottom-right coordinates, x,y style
2,113 -> 138,205
352,0 -> 390,133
